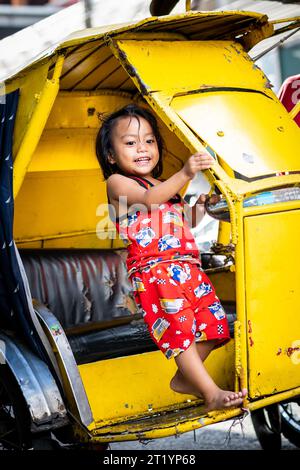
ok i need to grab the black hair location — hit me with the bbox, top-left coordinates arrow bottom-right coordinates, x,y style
95,104 -> 163,179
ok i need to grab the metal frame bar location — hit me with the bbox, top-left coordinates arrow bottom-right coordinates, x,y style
13,54 -> 65,198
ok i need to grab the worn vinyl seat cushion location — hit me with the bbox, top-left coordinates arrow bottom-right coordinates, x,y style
20,249 -> 236,364
21,249 -> 135,327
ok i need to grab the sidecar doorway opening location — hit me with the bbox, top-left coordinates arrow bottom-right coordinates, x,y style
13,69 -> 236,366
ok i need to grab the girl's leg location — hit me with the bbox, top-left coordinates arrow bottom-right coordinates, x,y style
170,341 -> 247,412
170,340 -> 217,396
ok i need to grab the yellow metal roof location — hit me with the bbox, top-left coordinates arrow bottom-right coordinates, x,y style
60,10 -> 269,47
4,10 -> 270,85
215,1 -> 300,58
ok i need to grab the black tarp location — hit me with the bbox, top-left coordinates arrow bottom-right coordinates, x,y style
0,89 -> 47,361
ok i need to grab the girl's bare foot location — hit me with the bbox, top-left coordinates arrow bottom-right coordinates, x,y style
170,373 -> 202,398
171,342 -> 247,412
170,372 -> 247,411
204,388 -> 248,412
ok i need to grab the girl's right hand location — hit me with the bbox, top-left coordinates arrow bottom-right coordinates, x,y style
182,152 -> 215,179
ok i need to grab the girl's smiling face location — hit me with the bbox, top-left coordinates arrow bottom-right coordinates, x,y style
108,116 -> 160,177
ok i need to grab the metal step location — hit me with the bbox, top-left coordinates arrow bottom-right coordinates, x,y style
93,400 -> 207,439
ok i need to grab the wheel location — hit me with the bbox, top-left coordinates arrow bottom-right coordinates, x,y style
280,400 -> 300,448
0,365 -> 31,449
251,404 -> 282,450
0,365 -> 63,450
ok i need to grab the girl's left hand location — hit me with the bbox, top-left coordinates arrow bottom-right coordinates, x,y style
197,193 -> 221,205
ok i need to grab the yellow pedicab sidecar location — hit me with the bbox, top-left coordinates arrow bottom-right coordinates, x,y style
1,9 -> 300,450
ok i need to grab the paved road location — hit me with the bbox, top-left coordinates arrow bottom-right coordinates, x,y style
110,414 -> 297,450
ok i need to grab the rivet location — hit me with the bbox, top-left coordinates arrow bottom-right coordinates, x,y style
217,131 -> 224,137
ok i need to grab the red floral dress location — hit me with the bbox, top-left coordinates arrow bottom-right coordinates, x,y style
110,175 -> 230,359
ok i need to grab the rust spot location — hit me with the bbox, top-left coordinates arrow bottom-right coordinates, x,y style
248,320 -> 252,334
118,48 -> 129,63
231,44 -> 241,55
223,54 -> 232,63
286,347 -> 300,357
264,79 -> 273,89
276,348 -> 282,356
249,337 -> 254,347
87,107 -> 95,116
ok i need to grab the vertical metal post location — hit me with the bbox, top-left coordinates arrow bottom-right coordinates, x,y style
13,54 -> 65,198
84,0 -> 92,28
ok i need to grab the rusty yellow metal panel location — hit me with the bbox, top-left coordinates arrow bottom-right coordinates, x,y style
28,129 -> 99,172
46,91 -> 133,129
209,269 -> 236,302
244,210 -> 300,398
14,171 -> 108,247
172,92 -> 300,179
79,343 -> 234,427
114,40 -> 272,95
110,37 -> 300,194
43,234 -> 112,249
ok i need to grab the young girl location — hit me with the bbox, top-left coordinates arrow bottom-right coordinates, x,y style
96,104 -> 247,412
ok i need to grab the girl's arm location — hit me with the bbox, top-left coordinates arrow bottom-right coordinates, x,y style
107,152 -> 215,209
